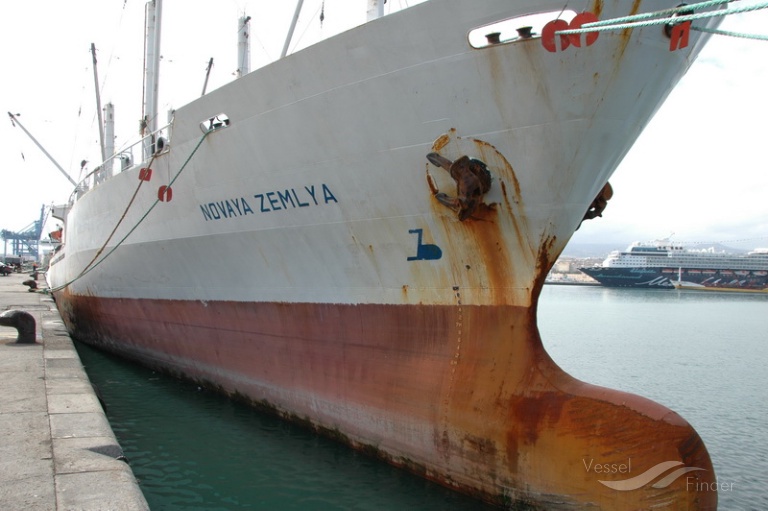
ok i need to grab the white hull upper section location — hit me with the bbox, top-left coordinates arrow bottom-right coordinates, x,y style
49,0 -> 718,307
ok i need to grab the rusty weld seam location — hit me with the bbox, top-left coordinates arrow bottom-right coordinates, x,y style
441,287 -> 464,446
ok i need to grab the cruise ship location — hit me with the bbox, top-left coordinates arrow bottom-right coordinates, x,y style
580,239 -> 768,289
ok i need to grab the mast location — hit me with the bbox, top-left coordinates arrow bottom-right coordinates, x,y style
103,103 -> 115,179
237,15 -> 251,78
90,43 -> 107,163
281,0 -> 305,58
367,0 -> 385,21
143,0 -> 163,160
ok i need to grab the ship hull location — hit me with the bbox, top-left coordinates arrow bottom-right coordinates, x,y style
55,292 -> 716,509
581,266 -> 768,290
675,268 -> 768,290
48,0 -> 722,508
579,267 -> 674,288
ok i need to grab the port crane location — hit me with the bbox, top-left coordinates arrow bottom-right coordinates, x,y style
1,204 -> 46,262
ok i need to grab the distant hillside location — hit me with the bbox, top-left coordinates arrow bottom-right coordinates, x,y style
561,243 -> 621,258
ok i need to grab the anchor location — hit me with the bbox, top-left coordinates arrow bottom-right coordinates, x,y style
426,152 -> 491,221
579,181 -> 613,229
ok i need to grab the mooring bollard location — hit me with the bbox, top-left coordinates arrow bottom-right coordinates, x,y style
0,310 -> 36,343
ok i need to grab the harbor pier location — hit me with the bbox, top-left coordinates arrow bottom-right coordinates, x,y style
0,271 -> 148,510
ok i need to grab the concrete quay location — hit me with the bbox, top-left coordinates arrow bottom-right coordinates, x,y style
0,272 -> 148,510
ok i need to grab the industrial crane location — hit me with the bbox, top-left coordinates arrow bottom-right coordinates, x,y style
1,204 -> 46,263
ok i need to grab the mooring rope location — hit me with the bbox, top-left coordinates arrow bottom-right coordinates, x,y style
50,129 -> 212,293
573,0 -> 731,28
555,0 -> 768,37
74,152 -> 158,278
692,25 -> 768,40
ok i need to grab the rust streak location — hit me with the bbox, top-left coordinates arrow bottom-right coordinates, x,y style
425,167 -> 439,196
532,235 -> 557,305
616,0 -> 643,60
432,130 -> 453,153
590,0 -> 604,19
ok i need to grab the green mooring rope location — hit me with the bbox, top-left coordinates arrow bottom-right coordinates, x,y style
555,0 -> 768,41
50,129 -> 212,293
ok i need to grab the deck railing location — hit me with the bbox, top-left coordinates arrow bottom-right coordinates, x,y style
70,124 -> 171,203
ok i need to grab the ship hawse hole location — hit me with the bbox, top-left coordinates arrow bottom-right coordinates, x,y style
468,10 -> 577,49
200,113 -> 231,133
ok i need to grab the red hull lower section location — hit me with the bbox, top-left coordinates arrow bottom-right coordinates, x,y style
55,292 -> 716,509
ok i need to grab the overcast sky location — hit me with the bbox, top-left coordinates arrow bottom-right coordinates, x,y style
1,1 -> 766,252
571,3 -> 768,250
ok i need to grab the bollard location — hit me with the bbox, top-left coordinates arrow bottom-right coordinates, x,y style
0,310 -> 36,343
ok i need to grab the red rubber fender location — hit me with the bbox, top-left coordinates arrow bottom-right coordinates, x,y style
569,12 -> 599,48
158,185 -> 173,202
541,19 -> 570,53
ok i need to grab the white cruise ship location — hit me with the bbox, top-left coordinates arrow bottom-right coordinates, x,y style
580,239 -> 768,289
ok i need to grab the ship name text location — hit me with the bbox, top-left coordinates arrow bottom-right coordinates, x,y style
199,184 -> 338,221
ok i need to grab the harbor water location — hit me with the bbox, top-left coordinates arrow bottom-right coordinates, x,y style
75,285 -> 767,510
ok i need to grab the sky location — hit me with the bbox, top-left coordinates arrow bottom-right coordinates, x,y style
1,0 -> 766,253
570,3 -> 768,250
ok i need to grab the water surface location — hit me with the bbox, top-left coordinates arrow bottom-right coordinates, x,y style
539,285 -> 768,510
76,344 -> 495,511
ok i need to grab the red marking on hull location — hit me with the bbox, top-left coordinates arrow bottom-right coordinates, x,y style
55,292 -> 716,509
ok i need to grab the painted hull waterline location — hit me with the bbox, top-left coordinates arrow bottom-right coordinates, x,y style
56,293 -> 716,509
49,1 -> 722,508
